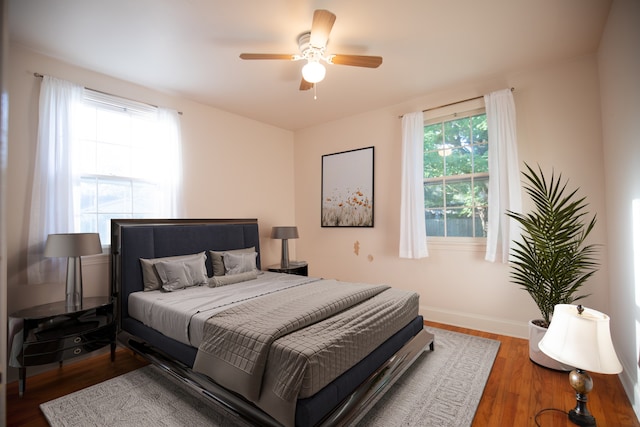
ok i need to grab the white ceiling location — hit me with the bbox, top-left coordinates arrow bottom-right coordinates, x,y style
9,0 -> 611,130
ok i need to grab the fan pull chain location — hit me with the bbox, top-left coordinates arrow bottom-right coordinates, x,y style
313,83 -> 318,100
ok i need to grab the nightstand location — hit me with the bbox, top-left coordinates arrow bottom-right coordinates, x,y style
8,296 -> 116,396
267,261 -> 308,276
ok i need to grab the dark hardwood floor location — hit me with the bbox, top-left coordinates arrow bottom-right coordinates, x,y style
6,349 -> 149,427
6,321 -> 638,426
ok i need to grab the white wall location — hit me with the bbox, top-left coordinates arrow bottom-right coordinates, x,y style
294,53 -> 610,339
6,44 -> 295,381
598,0 -> 640,419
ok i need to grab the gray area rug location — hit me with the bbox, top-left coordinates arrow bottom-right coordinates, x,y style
41,327 -> 500,427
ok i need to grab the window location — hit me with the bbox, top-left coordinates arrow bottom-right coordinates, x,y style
28,76 -> 182,285
423,109 -> 488,237
74,90 -> 180,244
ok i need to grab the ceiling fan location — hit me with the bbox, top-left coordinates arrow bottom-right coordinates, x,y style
240,9 -> 383,91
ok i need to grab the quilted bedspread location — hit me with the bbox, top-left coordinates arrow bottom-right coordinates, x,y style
192,279 -> 419,427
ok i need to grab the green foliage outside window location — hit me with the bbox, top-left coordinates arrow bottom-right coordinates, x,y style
423,113 -> 489,237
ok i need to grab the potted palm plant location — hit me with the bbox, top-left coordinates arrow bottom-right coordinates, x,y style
507,163 -> 599,370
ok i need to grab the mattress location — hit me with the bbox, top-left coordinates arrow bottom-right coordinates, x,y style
193,280 -> 419,426
128,271 -> 319,346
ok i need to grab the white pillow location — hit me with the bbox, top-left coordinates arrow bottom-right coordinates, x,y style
223,251 -> 258,275
153,254 -> 208,291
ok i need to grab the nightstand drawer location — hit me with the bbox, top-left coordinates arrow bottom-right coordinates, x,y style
22,324 -> 115,357
22,334 -> 114,365
24,307 -> 112,343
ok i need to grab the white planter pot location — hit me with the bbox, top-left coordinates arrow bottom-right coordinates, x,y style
528,320 -> 573,371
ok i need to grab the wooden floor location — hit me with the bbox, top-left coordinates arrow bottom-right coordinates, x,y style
6,321 -> 638,427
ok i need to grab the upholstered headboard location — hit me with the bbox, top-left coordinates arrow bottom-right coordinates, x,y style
111,218 -> 261,328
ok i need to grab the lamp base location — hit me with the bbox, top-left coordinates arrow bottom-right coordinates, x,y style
568,369 -> 596,426
569,409 -> 596,426
280,239 -> 290,268
65,256 -> 83,309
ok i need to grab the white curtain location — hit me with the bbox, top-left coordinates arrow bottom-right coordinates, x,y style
156,107 -> 184,217
484,88 -> 522,263
27,76 -> 84,284
399,111 -> 428,259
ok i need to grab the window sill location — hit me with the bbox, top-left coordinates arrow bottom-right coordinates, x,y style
426,237 -> 486,252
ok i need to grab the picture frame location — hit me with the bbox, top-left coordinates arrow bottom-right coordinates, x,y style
321,146 -> 374,227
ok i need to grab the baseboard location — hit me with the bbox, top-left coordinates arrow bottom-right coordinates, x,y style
618,364 -> 640,423
420,304 -> 529,339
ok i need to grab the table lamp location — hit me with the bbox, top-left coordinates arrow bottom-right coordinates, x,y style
44,233 -> 103,308
271,226 -> 299,268
538,304 -> 623,426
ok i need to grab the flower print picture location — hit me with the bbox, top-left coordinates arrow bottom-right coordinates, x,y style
321,146 -> 374,227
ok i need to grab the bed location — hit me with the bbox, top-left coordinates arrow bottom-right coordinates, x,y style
111,218 -> 434,427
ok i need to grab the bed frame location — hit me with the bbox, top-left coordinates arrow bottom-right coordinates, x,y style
111,218 -> 434,427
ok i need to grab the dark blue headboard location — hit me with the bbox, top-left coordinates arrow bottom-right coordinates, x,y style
111,219 -> 260,328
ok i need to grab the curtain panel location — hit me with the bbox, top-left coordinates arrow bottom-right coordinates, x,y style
156,107 -> 184,218
484,88 -> 522,263
27,76 -> 84,284
399,111 -> 428,259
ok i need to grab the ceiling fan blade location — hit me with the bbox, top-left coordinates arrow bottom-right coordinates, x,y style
239,53 -> 296,60
310,9 -> 336,47
299,78 -> 313,91
329,54 -> 383,68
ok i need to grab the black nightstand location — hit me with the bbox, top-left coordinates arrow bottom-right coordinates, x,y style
8,296 -> 116,396
267,261 -> 309,276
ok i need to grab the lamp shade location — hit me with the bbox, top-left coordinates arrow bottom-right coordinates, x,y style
271,226 -> 299,240
44,233 -> 103,257
538,304 -> 622,374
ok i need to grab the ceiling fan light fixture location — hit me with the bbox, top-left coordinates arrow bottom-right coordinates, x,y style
302,60 -> 326,83
239,10 -> 382,92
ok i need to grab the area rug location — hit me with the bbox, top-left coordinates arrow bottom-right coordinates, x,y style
40,327 -> 500,427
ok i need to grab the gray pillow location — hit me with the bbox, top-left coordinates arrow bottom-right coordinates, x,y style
155,256 -> 208,292
207,270 -> 258,287
209,247 -> 255,276
140,252 -> 207,291
223,251 -> 258,275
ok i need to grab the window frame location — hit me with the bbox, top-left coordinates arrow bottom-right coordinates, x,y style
73,89 -> 176,245
422,106 -> 489,241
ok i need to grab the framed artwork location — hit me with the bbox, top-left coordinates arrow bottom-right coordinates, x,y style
321,146 -> 374,227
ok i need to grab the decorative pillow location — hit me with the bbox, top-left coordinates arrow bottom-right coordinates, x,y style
208,270 -> 258,287
140,252 -> 207,291
155,256 -> 208,292
154,260 -> 190,292
223,251 -> 258,275
209,247 -> 255,276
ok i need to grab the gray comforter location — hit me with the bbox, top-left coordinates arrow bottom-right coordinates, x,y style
193,279 -> 419,427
